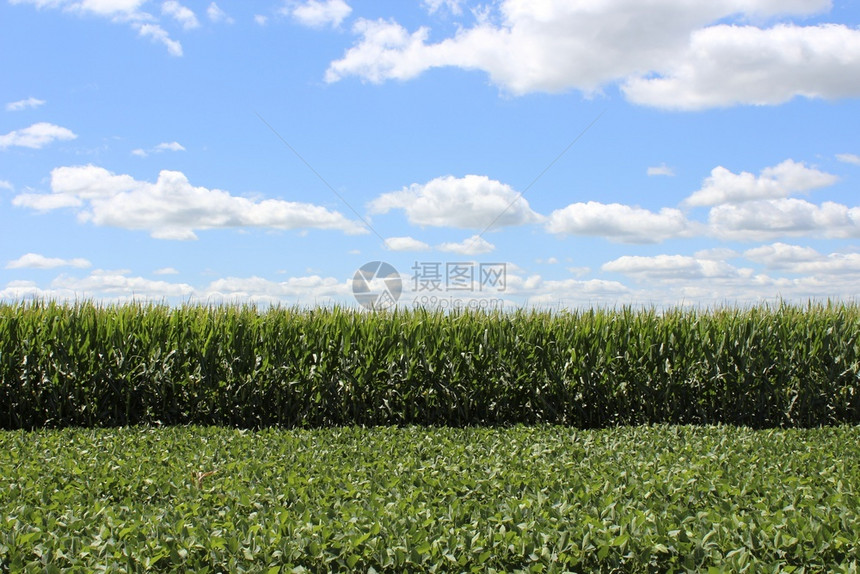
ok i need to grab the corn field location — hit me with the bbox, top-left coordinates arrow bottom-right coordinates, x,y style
1,301 -> 858,429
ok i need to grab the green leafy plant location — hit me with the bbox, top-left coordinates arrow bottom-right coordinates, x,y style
1,425 -> 858,571
1,301 -> 859,429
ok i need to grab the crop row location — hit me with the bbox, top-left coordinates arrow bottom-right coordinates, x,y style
1,301 -> 859,429
2,425 -> 858,572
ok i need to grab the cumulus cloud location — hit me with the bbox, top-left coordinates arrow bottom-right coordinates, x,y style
9,0 -> 184,56
0,122 -> 77,149
325,19 -> 434,84
694,247 -> 739,261
602,254 -> 741,281
204,275 -> 348,304
12,192 -> 82,210
12,164 -> 368,239
685,159 -> 837,207
0,180 -> 13,191
325,0 -> 858,109
384,236 -> 431,251
5,97 -> 46,112
133,141 -> 185,157
647,164 -> 675,177
6,253 -> 91,269
1,271 -> 194,303
837,153 -> 860,166
153,267 -> 180,275
10,0 -> 148,16
437,235 -> 495,255
744,243 -> 860,275
138,23 -> 183,56
546,202 -> 692,243
53,269 -> 196,299
623,24 -> 860,110
526,278 -> 630,307
369,175 -> 542,230
708,198 -> 860,241
162,1 -> 198,30
285,0 -> 351,28
422,0 -> 463,15
155,141 -> 185,152
69,0 -> 146,16
207,2 -> 232,24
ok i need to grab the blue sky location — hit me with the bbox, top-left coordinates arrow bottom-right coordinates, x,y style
2,0 -> 860,309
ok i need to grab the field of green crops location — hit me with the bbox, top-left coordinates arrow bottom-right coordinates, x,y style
0,302 -> 860,572
2,425 -> 858,572
1,301 -> 859,429
2,302 -> 860,570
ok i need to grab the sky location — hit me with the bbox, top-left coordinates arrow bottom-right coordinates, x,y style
2,0 -> 860,310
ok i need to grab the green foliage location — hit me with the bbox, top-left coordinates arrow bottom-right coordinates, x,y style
1,425 -> 858,572
1,301 -> 859,429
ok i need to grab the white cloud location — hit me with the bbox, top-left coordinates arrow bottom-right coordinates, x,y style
5,97 -> 46,112
437,235 -> 495,255
12,164 -> 368,239
325,0 -> 856,110
744,243 -> 860,275
0,122 -> 77,149
685,160 -> 838,207
207,2 -> 232,24
6,257 -> 860,308
254,14 -> 268,26
6,253 -> 91,269
10,0 -> 184,56
743,242 -> 821,268
837,153 -> 860,166
647,164 -> 674,177
708,198 -> 860,241
369,175 -> 542,229
155,141 -> 185,152
134,141 -> 185,156
602,254 -> 740,281
52,269 -> 196,299
138,23 -> 183,56
526,278 -> 631,307
694,247 -> 738,261
10,0 -> 147,17
69,0 -> 146,16
153,267 -> 179,275
623,24 -> 860,110
422,0 -> 463,15
12,192 -> 82,210
286,0 -> 351,29
203,275 -> 349,304
162,1 -> 198,30
325,18 -> 449,84
0,280 -> 47,301
546,201 -> 692,243
785,253 -> 860,276
384,236 -> 431,251
0,180 -> 13,191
